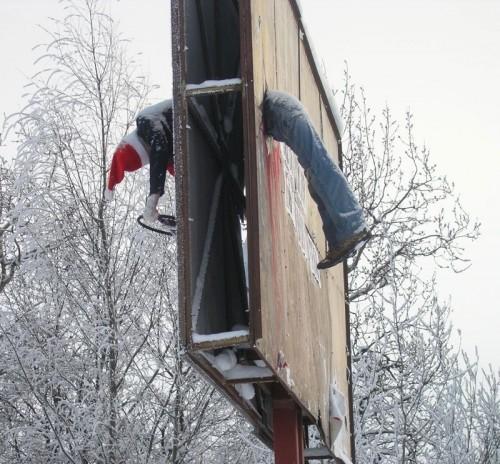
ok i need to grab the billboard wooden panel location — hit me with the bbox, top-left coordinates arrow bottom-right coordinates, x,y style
244,1 -> 352,457
173,0 -> 353,459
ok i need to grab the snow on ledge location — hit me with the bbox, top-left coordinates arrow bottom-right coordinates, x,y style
186,78 -> 242,91
224,364 -> 273,380
192,329 -> 249,344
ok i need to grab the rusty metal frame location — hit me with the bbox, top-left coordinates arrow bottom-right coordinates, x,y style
272,399 -> 305,464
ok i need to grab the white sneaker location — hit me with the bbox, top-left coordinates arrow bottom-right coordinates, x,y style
143,194 -> 160,222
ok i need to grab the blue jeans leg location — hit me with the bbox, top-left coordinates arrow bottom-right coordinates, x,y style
264,90 -> 366,246
306,170 -> 337,248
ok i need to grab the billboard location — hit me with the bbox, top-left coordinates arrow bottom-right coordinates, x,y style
172,0 -> 353,460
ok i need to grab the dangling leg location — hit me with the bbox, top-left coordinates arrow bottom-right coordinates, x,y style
264,90 -> 366,243
264,90 -> 370,269
306,170 -> 337,250
137,116 -> 169,221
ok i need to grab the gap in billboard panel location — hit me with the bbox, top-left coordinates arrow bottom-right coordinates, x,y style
184,0 -> 249,341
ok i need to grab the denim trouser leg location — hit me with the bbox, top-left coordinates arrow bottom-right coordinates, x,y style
306,175 -> 337,247
136,116 -> 169,196
263,90 -> 366,246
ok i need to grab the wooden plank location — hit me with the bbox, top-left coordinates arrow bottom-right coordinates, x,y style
226,377 -> 275,385
320,99 -> 353,457
327,265 -> 352,456
248,0 -> 279,356
321,100 -> 340,163
275,0 -> 300,97
247,0 -> 352,455
250,0 -> 277,98
298,39 -> 322,133
191,334 -> 250,351
240,0 -> 262,341
255,141 -> 334,446
299,39 -> 328,256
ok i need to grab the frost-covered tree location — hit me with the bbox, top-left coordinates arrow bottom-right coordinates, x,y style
341,75 -> 480,303
2,0 -> 163,460
340,71 -> 498,463
0,1 -> 270,463
3,1 -> 495,461
0,159 -> 19,292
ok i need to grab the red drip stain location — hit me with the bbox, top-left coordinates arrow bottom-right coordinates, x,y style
263,137 -> 285,331
264,139 -> 282,240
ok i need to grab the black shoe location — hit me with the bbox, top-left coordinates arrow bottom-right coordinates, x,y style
317,229 -> 371,270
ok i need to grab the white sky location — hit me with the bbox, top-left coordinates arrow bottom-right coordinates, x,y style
1,0 -> 498,369
299,0 -> 500,371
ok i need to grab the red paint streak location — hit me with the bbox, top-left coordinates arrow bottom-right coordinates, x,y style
264,140 -> 282,241
263,137 -> 285,330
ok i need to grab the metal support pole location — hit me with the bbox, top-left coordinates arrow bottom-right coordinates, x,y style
273,399 -> 304,464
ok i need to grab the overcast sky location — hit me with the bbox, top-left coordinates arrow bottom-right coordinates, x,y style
299,0 -> 500,370
1,0 -> 498,369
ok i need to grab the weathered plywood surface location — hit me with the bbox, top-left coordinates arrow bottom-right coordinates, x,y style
320,99 -> 351,452
246,0 -> 352,455
299,39 -> 327,256
320,100 -> 352,452
275,0 -> 300,97
249,0 -> 276,98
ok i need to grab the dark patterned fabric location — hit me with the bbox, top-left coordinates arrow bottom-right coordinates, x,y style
136,105 -> 174,196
